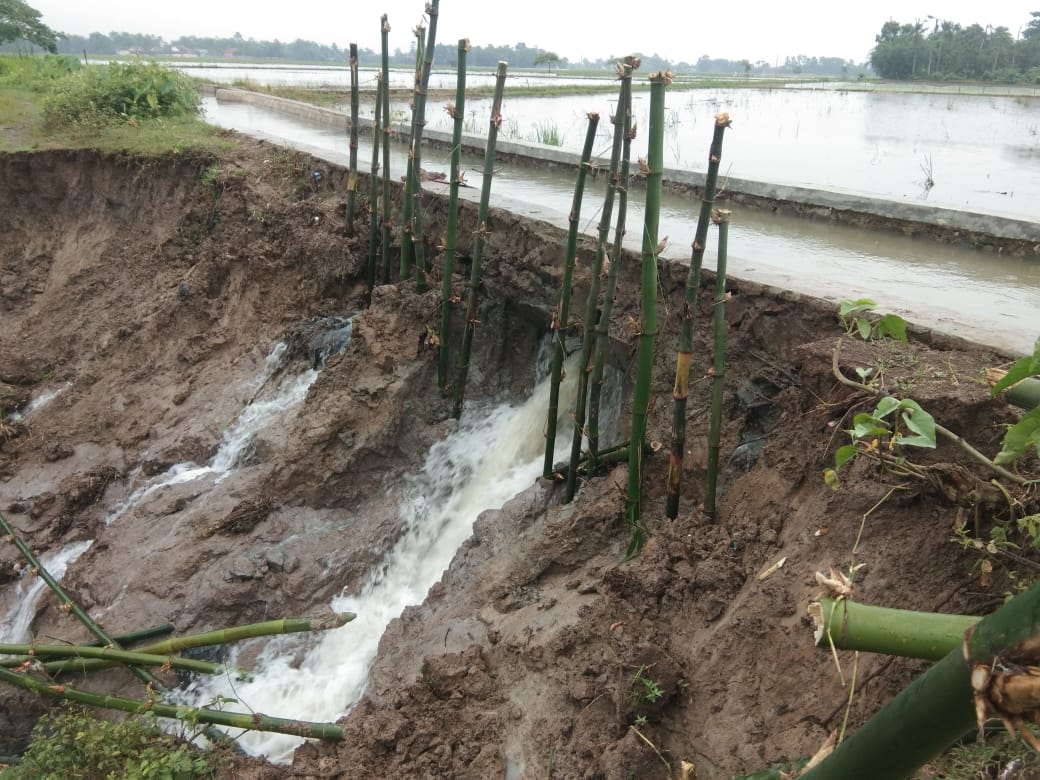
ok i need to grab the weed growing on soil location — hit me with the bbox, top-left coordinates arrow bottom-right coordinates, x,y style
628,665 -> 665,725
913,733 -> 1040,779
827,299 -> 1040,600
0,55 -> 231,154
0,704 -> 228,780
41,61 -> 201,129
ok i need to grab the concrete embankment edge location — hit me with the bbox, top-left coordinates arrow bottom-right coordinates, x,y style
205,85 -> 1039,254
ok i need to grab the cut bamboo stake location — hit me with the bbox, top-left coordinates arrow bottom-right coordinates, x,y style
987,368 -> 1040,410
542,111 -> 600,478
564,66 -> 633,502
0,665 -> 344,741
452,61 -> 508,419
809,597 -> 980,661
0,511 -> 160,689
625,71 -> 669,549
41,613 -> 356,675
703,209 -> 731,518
345,42 -> 359,236
366,71 -> 383,289
437,38 -> 470,391
380,15 -> 392,284
0,643 -> 224,675
588,58 -> 637,468
799,579 -> 1040,779
399,25 -> 425,281
410,0 -> 439,294
666,113 -> 731,519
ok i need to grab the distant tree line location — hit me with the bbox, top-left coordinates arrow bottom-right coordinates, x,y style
2,24 -> 864,78
870,12 -> 1040,81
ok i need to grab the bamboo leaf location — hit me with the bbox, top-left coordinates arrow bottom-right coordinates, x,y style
839,298 -> 875,317
994,407 -> 1040,465
874,396 -> 901,419
834,444 -> 858,469
877,314 -> 908,343
852,413 -> 887,439
900,402 -> 936,448
991,336 -> 1040,395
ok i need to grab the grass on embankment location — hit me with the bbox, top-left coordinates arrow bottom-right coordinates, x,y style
0,55 -> 235,156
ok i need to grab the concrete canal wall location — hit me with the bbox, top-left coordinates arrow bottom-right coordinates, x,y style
206,86 -> 1040,255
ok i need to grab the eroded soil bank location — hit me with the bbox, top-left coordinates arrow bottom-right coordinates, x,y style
0,138 -> 1035,778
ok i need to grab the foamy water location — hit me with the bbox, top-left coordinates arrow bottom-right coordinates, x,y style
0,540 -> 94,643
105,343 -> 318,525
185,354 -> 583,763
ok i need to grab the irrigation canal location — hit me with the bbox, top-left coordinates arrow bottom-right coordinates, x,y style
202,95 -> 1040,356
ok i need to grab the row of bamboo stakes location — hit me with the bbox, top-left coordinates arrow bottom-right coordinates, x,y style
341,13 -> 735,534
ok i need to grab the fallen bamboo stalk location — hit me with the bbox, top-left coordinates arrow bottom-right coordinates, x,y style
0,665 -> 344,741
0,643 -> 224,675
809,597 -> 980,661
42,613 -> 355,675
0,511 -> 161,688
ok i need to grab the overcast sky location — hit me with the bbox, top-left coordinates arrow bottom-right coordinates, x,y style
31,0 -> 1039,64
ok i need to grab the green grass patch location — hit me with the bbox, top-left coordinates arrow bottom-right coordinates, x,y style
0,704 -> 230,780
0,55 -> 236,155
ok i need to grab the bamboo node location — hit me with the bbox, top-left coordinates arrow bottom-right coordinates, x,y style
445,103 -> 457,119
714,112 -> 732,128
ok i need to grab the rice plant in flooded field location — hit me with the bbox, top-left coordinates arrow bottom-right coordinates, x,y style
529,119 -> 563,146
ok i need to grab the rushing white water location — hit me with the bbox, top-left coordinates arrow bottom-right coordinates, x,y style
105,342 -> 318,525
6,382 -> 71,422
0,540 -> 94,643
186,354 -> 584,763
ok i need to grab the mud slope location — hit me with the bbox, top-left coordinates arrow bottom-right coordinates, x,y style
1,138 -> 1032,777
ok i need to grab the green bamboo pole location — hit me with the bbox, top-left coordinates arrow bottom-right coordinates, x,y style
0,665 -> 344,741
366,71 -> 383,289
988,369 -> 1040,410
588,59 -> 637,467
380,15 -> 392,284
437,38 -> 470,392
625,71 -> 669,549
90,623 -> 175,647
811,598 -> 980,661
703,210 -> 731,519
564,67 -> 633,502
666,113 -> 731,519
799,579 -> 1040,780
399,25 -> 424,281
452,61 -> 508,420
0,511 -> 160,689
345,42 -> 360,236
542,111 -> 600,478
410,0 -> 439,294
42,613 -> 355,675
0,643 -> 224,675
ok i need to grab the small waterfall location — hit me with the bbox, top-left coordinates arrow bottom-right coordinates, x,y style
0,540 -> 93,643
185,353 -> 587,763
105,339 -> 327,525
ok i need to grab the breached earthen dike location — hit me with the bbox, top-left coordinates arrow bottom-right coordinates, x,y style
0,139 -> 1030,777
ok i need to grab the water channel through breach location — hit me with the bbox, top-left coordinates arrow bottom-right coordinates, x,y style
3,130 -> 1037,776
180,347 -> 584,763
202,95 -> 1040,356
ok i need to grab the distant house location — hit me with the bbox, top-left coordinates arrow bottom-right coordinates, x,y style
224,48 -> 237,58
